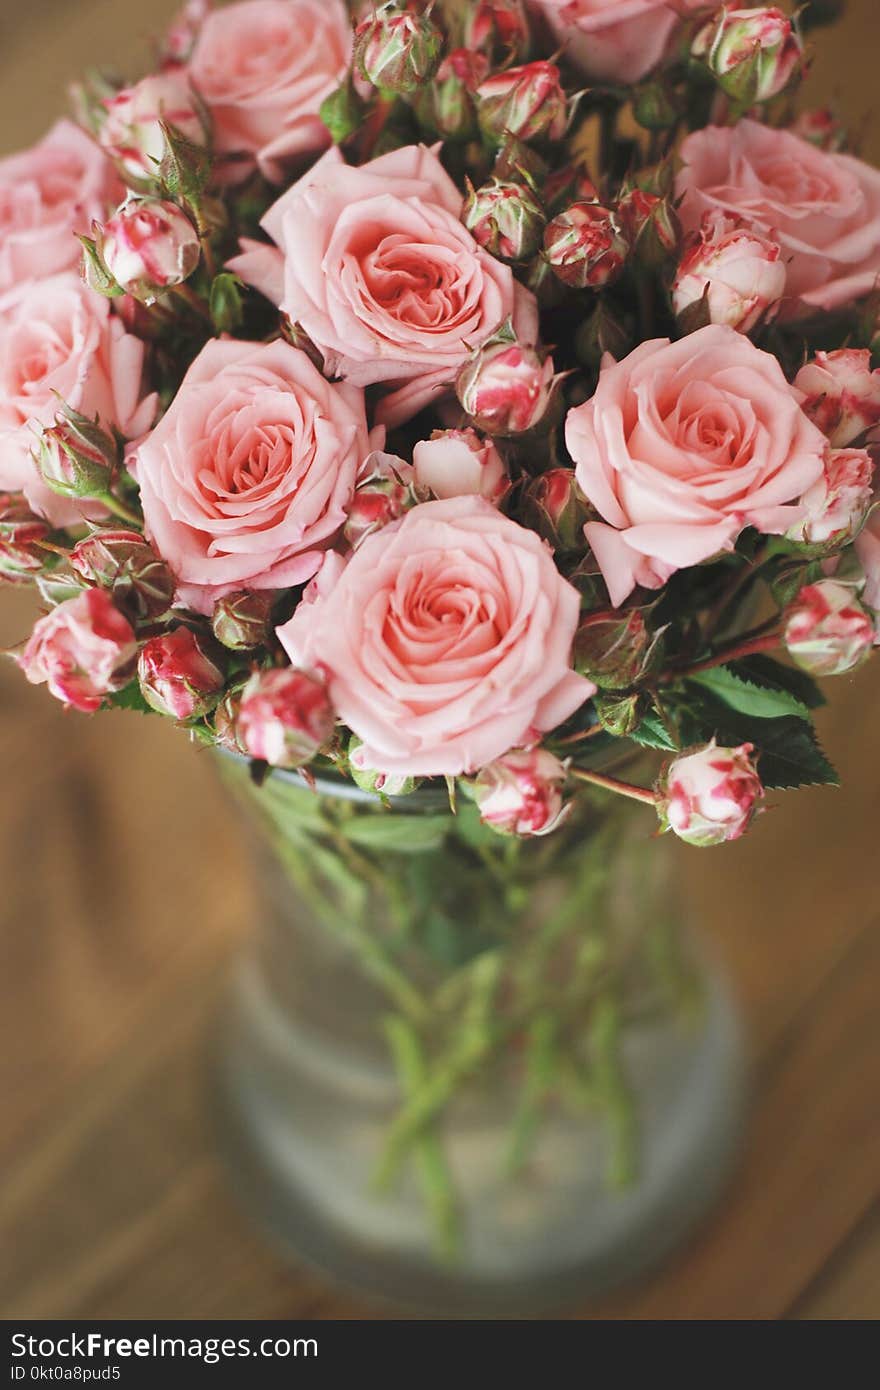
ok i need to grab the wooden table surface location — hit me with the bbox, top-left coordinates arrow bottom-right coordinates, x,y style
2,0 -> 879,1322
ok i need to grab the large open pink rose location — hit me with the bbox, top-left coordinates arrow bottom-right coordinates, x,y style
528,1 -> 710,84
229,144 -> 537,427
0,119 -> 121,293
189,0 -> 351,184
277,495 -> 594,776
0,273 -> 155,527
566,324 -> 828,606
677,119 -> 880,315
134,338 -> 372,613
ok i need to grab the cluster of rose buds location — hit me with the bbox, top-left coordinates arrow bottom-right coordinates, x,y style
691,6 -> 805,106
70,529 -> 175,623
93,198 -> 201,303
672,210 -> 785,333
463,177 -> 544,262
354,3 -> 444,95
794,349 -> 880,447
473,748 -> 569,837
236,668 -> 335,769
138,626 -> 224,720
456,330 -> 554,435
477,61 -> 567,144
783,581 -> 875,676
17,588 -> 138,713
656,742 -> 764,848
544,202 -> 628,290
412,430 -> 508,504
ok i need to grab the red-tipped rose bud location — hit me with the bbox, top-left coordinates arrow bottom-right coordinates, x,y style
237,667 -> 335,768
70,528 -> 175,623
656,741 -> 763,847
414,48 -> 488,141
354,3 -> 444,95
692,6 -> 805,106
618,187 -> 679,266
349,737 -> 417,796
790,448 -> 875,549
463,176 -> 544,262
523,468 -> 587,549
161,0 -> 211,66
784,580 -> 875,676
543,202 -> 628,290
791,107 -> 845,150
17,589 -> 137,712
573,608 -> 659,689
96,198 -> 201,304
794,349 -> 880,448
477,61 -> 567,144
463,0 -> 530,66
0,495 -> 50,583
211,590 -> 275,651
137,626 -> 224,720
543,163 -> 599,215
344,452 -> 416,549
673,210 -> 785,334
35,405 -> 119,500
474,748 -> 569,837
99,71 -> 208,186
413,429 -> 508,504
456,330 -> 555,435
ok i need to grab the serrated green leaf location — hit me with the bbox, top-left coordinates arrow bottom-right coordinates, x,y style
343,813 -> 450,853
628,711 -> 678,751
108,681 -> 153,714
728,654 -> 825,710
687,664 -> 811,721
748,717 -> 839,790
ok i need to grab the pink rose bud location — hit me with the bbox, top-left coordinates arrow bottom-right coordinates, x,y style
137,626 -> 224,720
463,0 -> 530,65
415,48 -> 488,140
617,187 -> 680,266
463,177 -> 545,262
691,6 -> 805,105
413,429 -> 508,504
791,107 -> 845,151
354,3 -> 444,95
543,202 -> 628,290
70,528 -> 175,623
573,608 -> 656,690
96,198 -> 201,304
455,331 -> 555,436
212,689 -> 248,755
237,667 -> 335,769
783,580 -> 875,676
474,748 -> 569,837
99,71 -> 207,185
543,163 -> 600,215
523,467 -> 588,549
477,61 -> 567,145
36,405 -> 118,500
349,738 -> 417,796
672,210 -> 785,334
344,453 -> 416,549
791,447 -> 875,548
17,588 -> 137,712
211,590 -> 275,651
794,349 -> 880,448
656,741 -> 764,848
161,0 -> 212,66
0,495 -> 50,583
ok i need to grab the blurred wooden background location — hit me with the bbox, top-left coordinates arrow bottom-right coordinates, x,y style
1,0 -> 879,1321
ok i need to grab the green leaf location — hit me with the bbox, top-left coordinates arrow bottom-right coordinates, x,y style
687,664 -> 812,721
628,711 -> 679,751
343,813 -> 450,854
209,273 -> 244,333
108,681 -> 152,714
728,654 -> 825,710
749,717 -> 839,791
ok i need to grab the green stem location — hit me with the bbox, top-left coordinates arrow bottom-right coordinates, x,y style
96,491 -> 142,527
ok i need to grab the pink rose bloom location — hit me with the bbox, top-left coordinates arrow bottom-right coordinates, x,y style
133,338 -> 372,613
0,119 -> 121,293
677,119 -> 880,315
672,210 -> 785,334
17,588 -> 138,713
528,0 -> 709,84
413,429 -> 508,503
0,273 -> 156,527
565,323 -> 827,606
189,0 -> 351,184
229,144 -> 537,428
277,495 -> 594,777
794,349 -> 880,448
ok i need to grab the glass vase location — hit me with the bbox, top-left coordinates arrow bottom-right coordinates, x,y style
212,751 -> 746,1317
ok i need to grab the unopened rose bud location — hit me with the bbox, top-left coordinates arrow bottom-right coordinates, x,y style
463,177 -> 545,262
656,741 -> 763,847
17,589 -> 137,713
594,691 -> 643,738
790,448 -> 874,549
349,737 -> 417,796
212,688 -> 247,755
319,79 -> 368,146
138,626 -> 224,720
414,49 -> 487,141
791,107 -> 846,150
456,330 -> 555,436
70,528 -> 175,623
692,6 -> 805,106
543,163 -> 599,215
574,608 -> 659,689
99,71 -> 208,186
161,0 -> 211,66
673,210 -> 785,334
544,202 -> 628,290
794,349 -> 880,448
354,3 -> 444,95
0,495 -> 50,583
575,299 -> 634,369
463,0 -> 530,66
477,61 -> 567,145
96,199 -> 201,304
36,406 -> 119,500
413,429 -> 508,504
474,748 -> 569,837
523,468 -> 587,550
633,80 -> 678,132
344,453 -> 416,549
618,187 -> 679,267
211,590 -> 275,651
784,580 -> 875,676
237,667 -> 335,768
